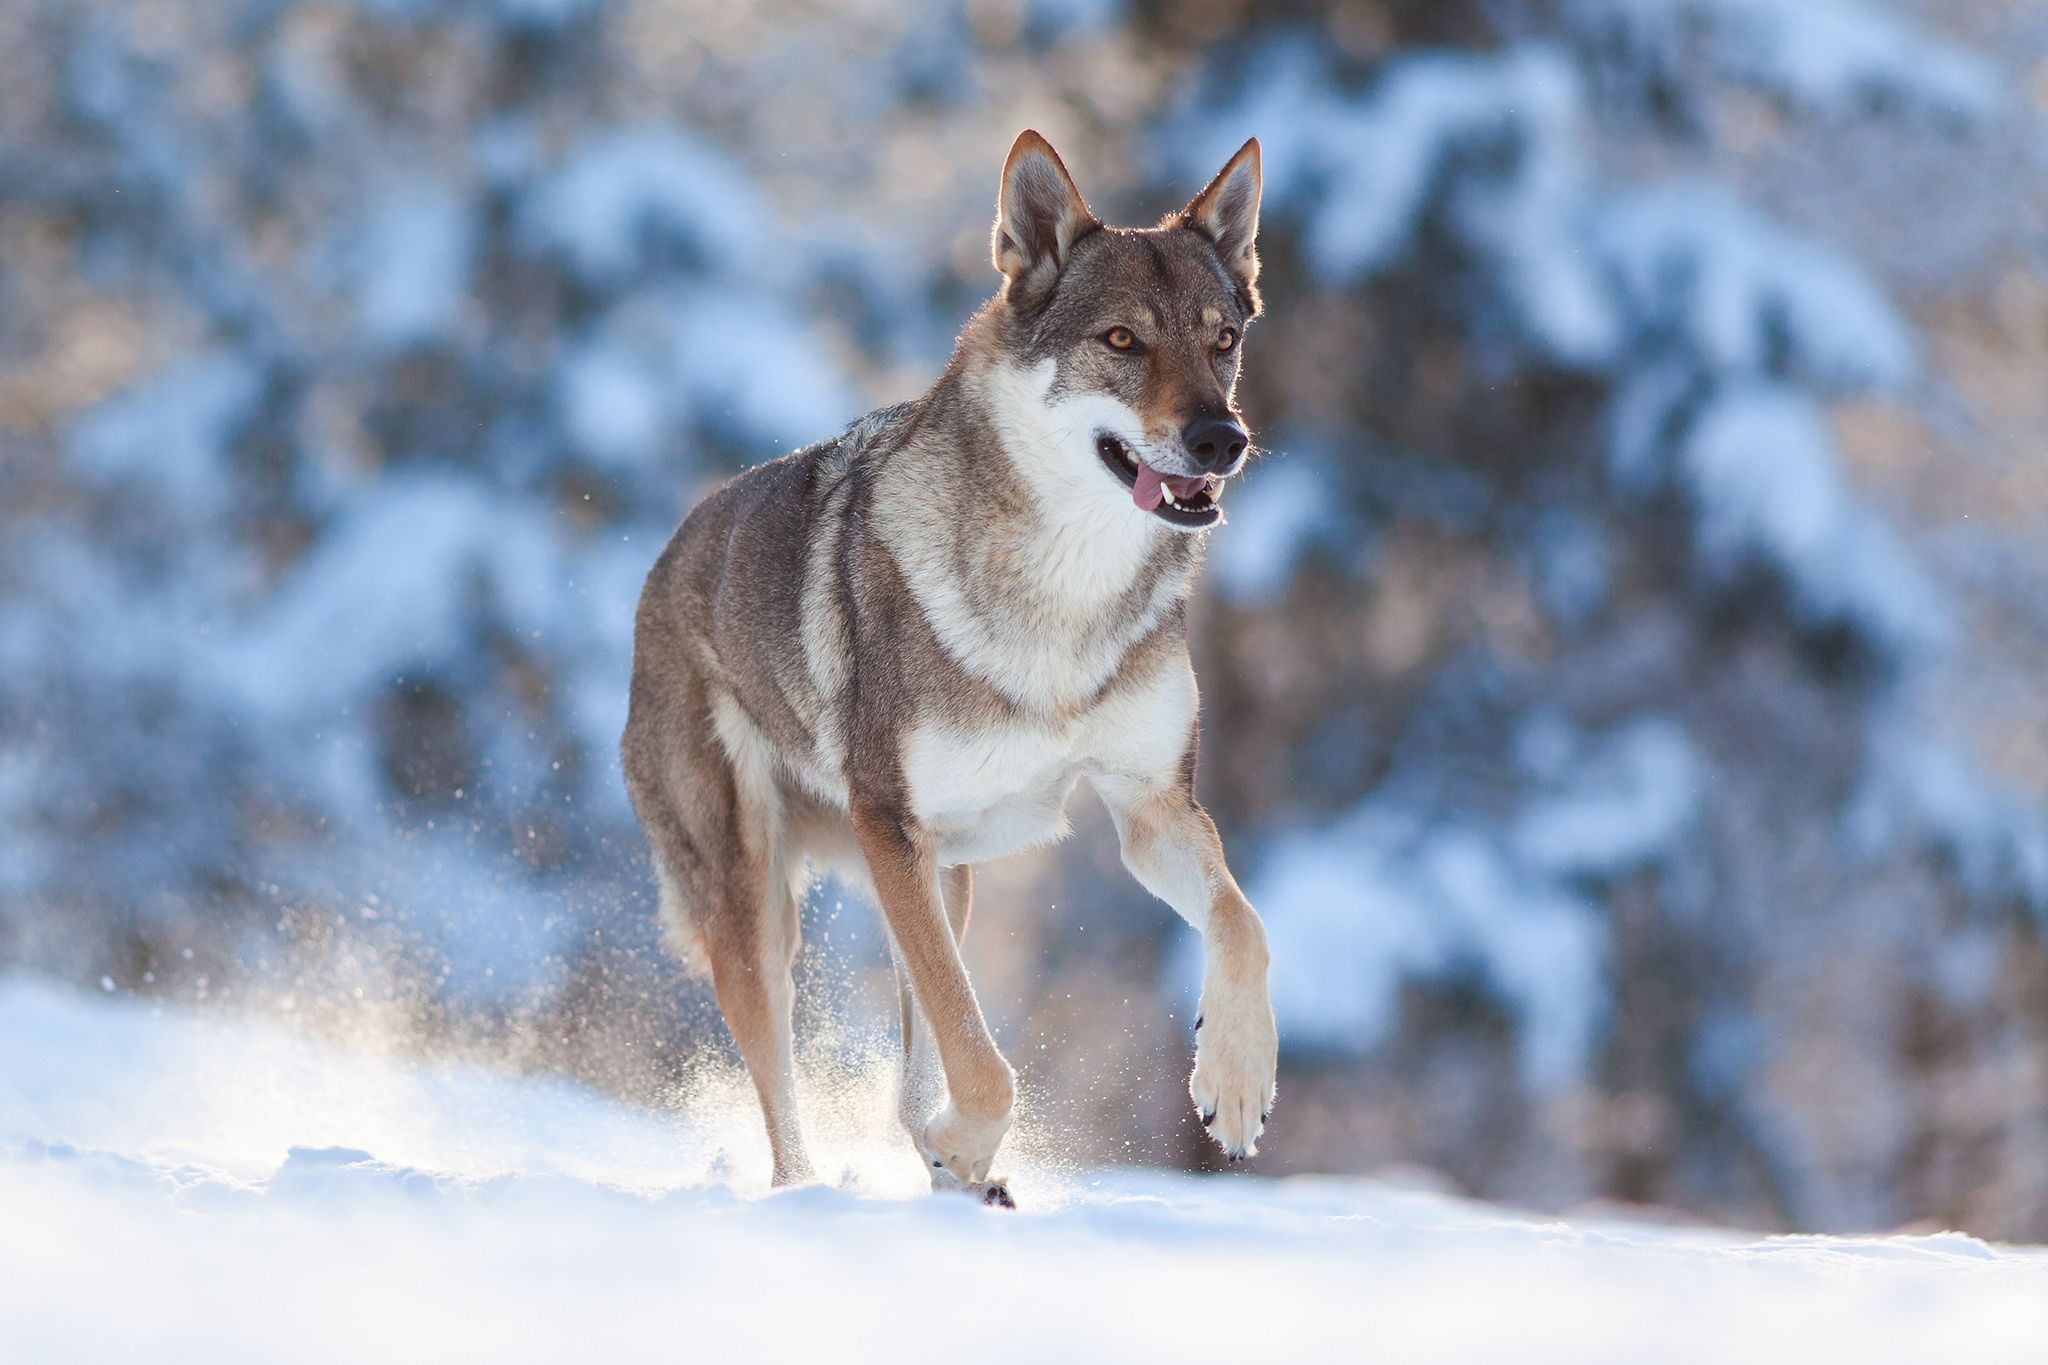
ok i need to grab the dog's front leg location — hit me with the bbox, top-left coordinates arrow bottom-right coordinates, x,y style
1096,774 -> 1278,1159
852,802 -> 1017,1191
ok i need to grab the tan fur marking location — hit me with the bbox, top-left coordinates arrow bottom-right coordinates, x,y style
895,864 -> 973,1143
853,804 -> 1015,1181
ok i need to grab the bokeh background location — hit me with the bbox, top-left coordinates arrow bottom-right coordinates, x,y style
3,0 -> 2046,1240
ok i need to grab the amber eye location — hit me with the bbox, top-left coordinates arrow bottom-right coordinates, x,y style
1104,326 -> 1137,351
1216,327 -> 1238,353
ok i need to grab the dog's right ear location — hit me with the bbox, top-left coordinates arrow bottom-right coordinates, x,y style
992,130 -> 1097,303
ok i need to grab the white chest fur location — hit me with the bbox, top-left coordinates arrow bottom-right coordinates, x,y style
901,653 -> 1198,863
876,359 -> 1193,716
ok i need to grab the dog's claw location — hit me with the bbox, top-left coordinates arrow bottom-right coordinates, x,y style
1200,1107 -> 1216,1127
981,1181 -> 1017,1210
1194,1014 -> 1204,1032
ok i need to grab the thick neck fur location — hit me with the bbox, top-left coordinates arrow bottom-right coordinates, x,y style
870,310 -> 1200,715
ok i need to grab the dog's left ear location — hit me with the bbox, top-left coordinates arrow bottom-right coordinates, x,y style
1178,138 -> 1262,310
993,130 -> 1098,303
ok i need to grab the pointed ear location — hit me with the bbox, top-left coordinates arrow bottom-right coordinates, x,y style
992,130 -> 1097,300
1178,137 -> 1262,307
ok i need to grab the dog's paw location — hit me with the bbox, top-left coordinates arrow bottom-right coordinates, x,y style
931,1167 -> 1017,1210
1189,983 -> 1278,1161
920,1099 -> 1013,1186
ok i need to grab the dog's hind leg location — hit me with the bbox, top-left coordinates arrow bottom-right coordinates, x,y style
697,699 -> 817,1188
627,686 -> 816,1189
701,839 -> 814,1188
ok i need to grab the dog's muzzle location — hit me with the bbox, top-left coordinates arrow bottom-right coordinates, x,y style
1096,432 -> 1228,530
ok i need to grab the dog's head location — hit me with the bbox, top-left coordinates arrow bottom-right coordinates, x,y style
986,130 -> 1262,533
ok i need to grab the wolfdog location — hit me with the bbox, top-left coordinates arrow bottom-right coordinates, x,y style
621,130 -> 1276,1206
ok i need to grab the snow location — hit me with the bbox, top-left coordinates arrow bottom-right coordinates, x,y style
1593,185 -> 1917,391
558,336 -> 670,469
1561,0 -> 1999,124
1173,38 -> 1916,393
3,973 -> 2043,1362
481,0 -> 603,30
1514,714 -> 1702,879
1529,506 -> 1615,626
519,128 -> 767,287
212,469 -> 644,769
68,352 -> 261,518
1178,39 -> 1603,338
1679,383 -> 1946,654
663,282 -> 859,447
349,186 -> 475,348
218,474 -> 514,721
1849,709 -> 2048,923
558,285 -> 856,463
1225,715 -> 1714,1088
1208,450 -> 1344,603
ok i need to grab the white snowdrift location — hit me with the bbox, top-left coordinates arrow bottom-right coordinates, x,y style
2,975 -> 2042,1363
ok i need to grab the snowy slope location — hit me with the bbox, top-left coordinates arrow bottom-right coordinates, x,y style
2,976 -> 2042,1364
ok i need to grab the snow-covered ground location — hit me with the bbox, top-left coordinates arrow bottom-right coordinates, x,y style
2,974 -> 2042,1363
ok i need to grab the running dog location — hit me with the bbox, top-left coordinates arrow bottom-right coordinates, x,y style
622,130 -> 1276,1206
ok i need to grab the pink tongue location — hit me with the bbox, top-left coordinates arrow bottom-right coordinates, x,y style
1132,462 -> 1209,512
1132,463 -> 1167,511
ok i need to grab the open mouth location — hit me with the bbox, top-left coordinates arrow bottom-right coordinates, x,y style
1095,434 -> 1224,529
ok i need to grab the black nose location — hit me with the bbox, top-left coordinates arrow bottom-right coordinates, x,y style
1182,417 -> 1248,473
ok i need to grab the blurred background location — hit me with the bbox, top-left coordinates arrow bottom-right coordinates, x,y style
2,0 -> 2046,1240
